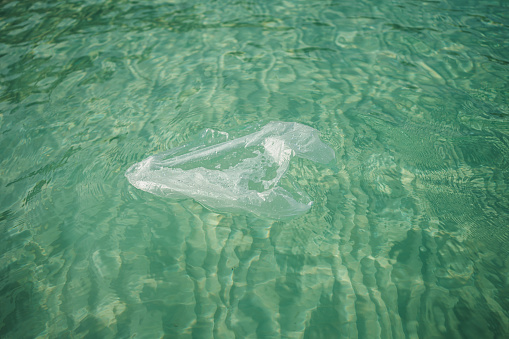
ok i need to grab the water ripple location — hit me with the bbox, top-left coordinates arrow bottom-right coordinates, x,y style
1,0 -> 508,337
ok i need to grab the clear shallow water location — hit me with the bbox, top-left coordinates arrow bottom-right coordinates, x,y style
0,0 -> 508,337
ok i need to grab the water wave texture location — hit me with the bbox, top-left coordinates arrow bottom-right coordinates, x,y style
0,0 -> 508,338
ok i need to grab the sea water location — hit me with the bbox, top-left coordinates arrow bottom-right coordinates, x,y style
0,0 -> 508,337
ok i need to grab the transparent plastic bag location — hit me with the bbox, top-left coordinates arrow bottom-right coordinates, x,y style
126,122 -> 335,219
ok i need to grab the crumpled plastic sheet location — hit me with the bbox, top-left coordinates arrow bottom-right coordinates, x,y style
126,121 -> 335,219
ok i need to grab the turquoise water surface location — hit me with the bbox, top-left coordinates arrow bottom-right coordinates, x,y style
1,0 -> 508,338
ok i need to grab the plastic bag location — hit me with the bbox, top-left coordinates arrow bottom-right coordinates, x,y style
125,122 -> 335,219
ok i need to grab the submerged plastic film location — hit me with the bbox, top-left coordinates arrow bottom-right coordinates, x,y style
126,122 -> 335,219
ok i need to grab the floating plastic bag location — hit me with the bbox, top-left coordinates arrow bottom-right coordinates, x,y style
126,122 -> 335,219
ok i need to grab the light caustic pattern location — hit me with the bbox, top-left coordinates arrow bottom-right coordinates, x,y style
0,0 -> 508,338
